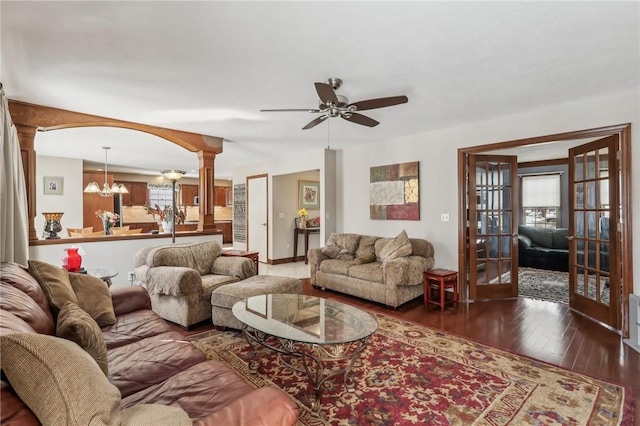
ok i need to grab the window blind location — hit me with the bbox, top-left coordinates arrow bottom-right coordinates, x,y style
522,174 -> 560,207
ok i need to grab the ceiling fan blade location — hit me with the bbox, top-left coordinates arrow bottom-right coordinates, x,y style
315,82 -> 339,105
343,113 -> 379,127
302,115 -> 329,130
261,108 -> 321,113
349,95 -> 408,111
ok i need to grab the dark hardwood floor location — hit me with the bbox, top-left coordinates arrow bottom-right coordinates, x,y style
182,280 -> 639,424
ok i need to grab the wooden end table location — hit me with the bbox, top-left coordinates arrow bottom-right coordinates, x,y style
221,250 -> 260,274
423,268 -> 458,311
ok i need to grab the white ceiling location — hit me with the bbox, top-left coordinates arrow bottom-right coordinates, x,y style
3,1 -> 638,178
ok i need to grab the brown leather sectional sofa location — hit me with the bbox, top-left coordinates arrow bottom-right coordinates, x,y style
0,261 -> 298,425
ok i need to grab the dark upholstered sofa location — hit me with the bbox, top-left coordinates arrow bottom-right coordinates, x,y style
517,225 -> 570,271
517,224 -> 610,272
0,261 -> 298,426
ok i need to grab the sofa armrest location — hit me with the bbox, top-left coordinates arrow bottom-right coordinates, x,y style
384,256 -> 429,287
307,248 -> 327,285
144,266 -> 202,296
110,286 -> 152,316
193,387 -> 298,426
211,257 -> 256,280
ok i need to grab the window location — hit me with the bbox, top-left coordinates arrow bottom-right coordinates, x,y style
522,174 -> 561,228
147,183 -> 179,209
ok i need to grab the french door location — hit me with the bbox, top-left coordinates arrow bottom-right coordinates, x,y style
468,155 -> 519,299
568,135 -> 620,329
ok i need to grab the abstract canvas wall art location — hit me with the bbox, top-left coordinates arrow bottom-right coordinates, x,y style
370,161 -> 419,220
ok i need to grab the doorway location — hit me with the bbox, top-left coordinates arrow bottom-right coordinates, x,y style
247,174 -> 268,263
458,124 -> 632,334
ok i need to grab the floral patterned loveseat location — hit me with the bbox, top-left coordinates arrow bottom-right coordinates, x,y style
308,231 -> 435,308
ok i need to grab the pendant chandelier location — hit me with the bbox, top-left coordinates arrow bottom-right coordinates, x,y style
83,146 -> 129,197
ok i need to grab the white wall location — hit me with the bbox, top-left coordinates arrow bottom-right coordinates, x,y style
339,88 -> 640,294
35,155 -> 84,237
29,234 -> 222,288
232,148 -> 330,260
272,170 -> 321,260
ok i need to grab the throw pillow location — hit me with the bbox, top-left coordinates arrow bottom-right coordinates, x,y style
322,233 -> 361,260
379,230 -> 412,266
56,301 -> 109,376
355,235 -> 377,258
353,253 -> 377,265
28,260 -> 78,317
68,273 -> 116,326
0,333 -> 121,425
121,404 -> 192,426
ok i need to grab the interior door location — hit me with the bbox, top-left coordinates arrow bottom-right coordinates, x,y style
468,155 -> 518,299
568,135 -> 619,328
247,175 -> 268,263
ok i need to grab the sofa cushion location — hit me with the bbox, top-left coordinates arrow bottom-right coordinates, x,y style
355,235 -> 378,258
518,234 -> 533,249
108,331 -> 206,397
348,262 -> 384,284
322,233 -> 361,260
121,404 -> 191,426
0,282 -> 54,335
102,310 -> 175,350
27,260 -> 78,317
0,333 -> 121,426
378,230 -> 412,266
201,274 -> 239,300
68,273 -> 116,326
552,228 -> 569,249
518,225 -> 553,248
354,253 -> 377,265
56,301 -> 109,376
319,259 -> 355,276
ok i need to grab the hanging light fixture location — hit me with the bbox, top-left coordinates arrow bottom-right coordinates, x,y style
84,146 -> 129,197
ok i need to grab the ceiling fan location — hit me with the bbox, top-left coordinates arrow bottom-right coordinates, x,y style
261,78 -> 408,130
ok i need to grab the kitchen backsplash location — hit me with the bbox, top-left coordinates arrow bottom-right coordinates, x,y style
121,206 -> 232,223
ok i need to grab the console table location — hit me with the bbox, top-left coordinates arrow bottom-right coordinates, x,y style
293,227 -> 320,264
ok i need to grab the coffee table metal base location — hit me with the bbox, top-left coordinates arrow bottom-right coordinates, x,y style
241,325 -> 370,415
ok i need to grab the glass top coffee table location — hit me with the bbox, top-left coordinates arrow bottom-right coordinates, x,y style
232,294 -> 378,414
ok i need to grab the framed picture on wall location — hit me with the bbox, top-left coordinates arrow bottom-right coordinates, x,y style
43,176 -> 64,195
299,180 -> 320,209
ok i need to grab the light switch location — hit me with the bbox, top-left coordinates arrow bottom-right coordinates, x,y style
278,212 -> 285,219
441,213 -> 450,222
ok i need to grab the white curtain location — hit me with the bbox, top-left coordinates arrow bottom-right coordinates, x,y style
0,84 -> 29,265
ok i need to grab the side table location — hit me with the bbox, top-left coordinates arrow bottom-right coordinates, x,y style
423,269 -> 458,311
85,267 -> 119,288
221,250 -> 260,274
293,227 -> 320,264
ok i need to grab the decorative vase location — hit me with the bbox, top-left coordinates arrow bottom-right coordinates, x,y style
162,220 -> 173,234
102,217 -> 112,235
299,216 -> 307,229
42,212 -> 64,239
62,247 -> 82,272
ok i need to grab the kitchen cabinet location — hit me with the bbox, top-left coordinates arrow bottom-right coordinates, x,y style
122,222 -> 158,233
214,187 -> 228,207
120,181 -> 148,206
215,221 -> 232,243
181,184 -> 199,207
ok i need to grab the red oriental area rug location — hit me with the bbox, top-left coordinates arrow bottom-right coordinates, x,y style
189,312 -> 634,425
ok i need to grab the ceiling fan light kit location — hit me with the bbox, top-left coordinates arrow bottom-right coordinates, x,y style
261,77 -> 408,130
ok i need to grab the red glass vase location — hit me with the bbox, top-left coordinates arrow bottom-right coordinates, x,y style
62,247 -> 82,272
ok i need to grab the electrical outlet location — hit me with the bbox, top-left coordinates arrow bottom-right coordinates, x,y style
441,213 -> 450,222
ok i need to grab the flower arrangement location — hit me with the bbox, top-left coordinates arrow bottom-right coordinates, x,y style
95,210 -> 119,235
145,204 -> 187,225
297,208 -> 308,229
298,208 -> 308,218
